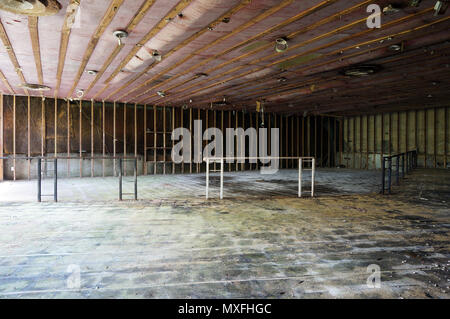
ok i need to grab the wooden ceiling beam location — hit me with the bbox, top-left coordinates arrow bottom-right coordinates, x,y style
103,0 -> 194,86
0,19 -> 28,95
117,0 -> 311,101
106,0 -> 253,102
83,0 -> 157,97
138,0 -> 376,104
138,0 -> 374,103
67,0 -> 124,98
213,42 -> 450,104
0,69 -> 14,94
157,8 -> 445,105
28,16 -> 44,86
54,0 -> 81,97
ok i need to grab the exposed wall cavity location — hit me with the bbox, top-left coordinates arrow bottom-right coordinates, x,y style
0,94 -> 340,180
341,106 -> 450,169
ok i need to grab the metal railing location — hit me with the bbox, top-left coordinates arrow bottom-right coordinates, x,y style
204,157 -> 316,200
381,150 -> 417,195
1,156 -> 138,202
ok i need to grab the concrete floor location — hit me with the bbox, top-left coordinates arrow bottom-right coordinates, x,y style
0,169 -> 448,298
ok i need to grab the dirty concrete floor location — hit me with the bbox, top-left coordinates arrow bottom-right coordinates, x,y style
0,169 -> 448,298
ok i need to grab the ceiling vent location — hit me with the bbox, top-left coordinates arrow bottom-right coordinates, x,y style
340,65 -> 381,77
0,0 -> 61,16
20,83 -> 51,91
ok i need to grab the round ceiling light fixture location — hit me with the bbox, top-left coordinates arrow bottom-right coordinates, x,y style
388,43 -> 404,52
20,83 -> 51,91
157,91 -> 166,97
113,30 -> 128,46
76,89 -> 84,98
152,50 -> 162,62
341,65 -> 381,77
275,38 -> 288,53
0,0 -> 62,16
86,70 -> 98,75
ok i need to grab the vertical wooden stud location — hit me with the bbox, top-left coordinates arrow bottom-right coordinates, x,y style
339,118 -> 343,167
113,101 -> 116,176
134,103 -> 137,169
13,95 -> 16,180
154,105 -> 157,174
0,94 -> 3,181
28,96 -> 31,179
163,106 -> 166,175
124,103 -> 127,175
197,108 -> 200,173
54,98 -> 57,156
91,100 -> 94,177
79,100 -> 82,178
189,107 -> 192,174
103,101 -> 106,177
228,111 -> 231,172
67,99 -> 70,177
241,111 -> 245,171
144,104 -> 147,175
172,106 -> 175,174
180,107 -> 184,174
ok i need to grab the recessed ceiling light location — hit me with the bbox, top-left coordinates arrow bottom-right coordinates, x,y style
341,65 -> 381,77
388,44 -> 402,51
157,91 -> 166,97
86,70 -> 98,75
152,50 -> 162,62
275,38 -> 288,53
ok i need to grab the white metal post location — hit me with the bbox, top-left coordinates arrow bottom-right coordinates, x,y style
298,158 -> 302,198
206,158 -> 209,199
311,158 -> 315,197
220,159 -> 224,199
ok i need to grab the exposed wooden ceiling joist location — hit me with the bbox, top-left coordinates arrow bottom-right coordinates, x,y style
66,0 -> 124,98
0,18 -> 27,95
54,0 -> 81,97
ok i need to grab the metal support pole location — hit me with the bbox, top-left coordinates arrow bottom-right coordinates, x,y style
206,158 -> 209,200
406,153 -> 409,174
396,156 -> 400,186
401,154 -> 405,178
298,158 -> 302,198
311,158 -> 315,197
37,158 -> 41,202
381,157 -> 385,194
54,159 -> 57,202
220,159 -> 224,200
387,158 -> 392,194
134,158 -> 137,200
119,158 -> 122,201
